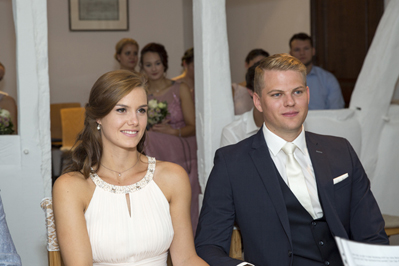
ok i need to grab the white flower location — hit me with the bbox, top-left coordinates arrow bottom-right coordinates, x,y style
148,99 -> 158,109
0,109 -> 11,118
158,102 -> 167,109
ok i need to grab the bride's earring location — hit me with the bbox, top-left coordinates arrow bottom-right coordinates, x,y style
97,123 -> 101,131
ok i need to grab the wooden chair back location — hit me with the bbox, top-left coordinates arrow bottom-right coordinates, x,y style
383,214 -> 399,237
50,103 -> 80,142
60,107 -> 85,151
41,198 -> 64,266
229,226 -> 243,260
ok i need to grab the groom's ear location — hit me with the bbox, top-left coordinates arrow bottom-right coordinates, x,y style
253,92 -> 263,113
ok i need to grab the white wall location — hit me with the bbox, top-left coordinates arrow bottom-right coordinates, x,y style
47,0 -> 186,106
1,0 -> 310,107
0,1 -> 51,265
1,0 -> 187,104
226,0 -> 310,83
0,0 -> 192,106
183,0 -> 194,50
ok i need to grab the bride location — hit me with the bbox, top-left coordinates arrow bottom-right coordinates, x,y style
53,70 -> 208,266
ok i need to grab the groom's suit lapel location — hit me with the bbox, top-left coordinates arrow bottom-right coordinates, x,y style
305,132 -> 334,207
249,129 -> 292,241
305,132 -> 347,237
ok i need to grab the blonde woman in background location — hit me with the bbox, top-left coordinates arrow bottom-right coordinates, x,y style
115,38 -> 139,73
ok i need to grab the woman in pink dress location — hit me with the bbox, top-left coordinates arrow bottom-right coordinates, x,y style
140,43 -> 200,235
172,48 -> 195,101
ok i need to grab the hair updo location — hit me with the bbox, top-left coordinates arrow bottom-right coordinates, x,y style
181,47 -> 194,66
140,43 -> 169,72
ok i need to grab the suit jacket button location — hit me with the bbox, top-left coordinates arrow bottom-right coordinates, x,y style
319,241 -> 324,246
288,250 -> 293,257
324,261 -> 330,265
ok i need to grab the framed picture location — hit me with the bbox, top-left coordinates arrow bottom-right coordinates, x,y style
69,0 -> 128,31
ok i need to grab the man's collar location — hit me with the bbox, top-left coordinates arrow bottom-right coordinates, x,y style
263,124 -> 306,156
307,65 -> 316,76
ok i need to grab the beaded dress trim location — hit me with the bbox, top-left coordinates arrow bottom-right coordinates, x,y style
90,156 -> 156,194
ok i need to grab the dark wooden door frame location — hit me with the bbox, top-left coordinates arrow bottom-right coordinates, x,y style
310,0 -> 384,106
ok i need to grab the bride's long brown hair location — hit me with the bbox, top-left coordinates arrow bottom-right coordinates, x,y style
63,70 -> 148,178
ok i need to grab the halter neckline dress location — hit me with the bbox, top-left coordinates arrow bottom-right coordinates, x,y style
85,156 -> 174,266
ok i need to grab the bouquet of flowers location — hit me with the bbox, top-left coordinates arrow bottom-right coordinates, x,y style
0,108 -> 14,135
147,99 -> 169,128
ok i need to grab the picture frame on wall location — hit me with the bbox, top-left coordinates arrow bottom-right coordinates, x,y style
69,0 -> 128,31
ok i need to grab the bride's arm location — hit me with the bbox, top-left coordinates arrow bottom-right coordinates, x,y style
157,163 -> 208,266
52,173 -> 93,266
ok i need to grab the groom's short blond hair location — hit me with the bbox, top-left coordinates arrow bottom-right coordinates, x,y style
254,53 -> 307,96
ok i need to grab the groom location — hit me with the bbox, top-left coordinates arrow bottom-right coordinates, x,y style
195,54 -> 388,266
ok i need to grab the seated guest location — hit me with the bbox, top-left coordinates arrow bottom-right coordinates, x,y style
232,49 -> 269,115
53,70 -> 208,266
140,43 -> 200,235
0,62 -> 5,81
220,61 -> 263,147
172,47 -> 195,100
289,33 -> 345,109
195,54 -> 388,266
0,63 -> 18,134
0,193 -> 22,265
114,38 -> 139,73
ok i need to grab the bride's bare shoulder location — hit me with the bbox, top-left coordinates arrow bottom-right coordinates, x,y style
153,160 -> 189,185
53,171 -> 93,199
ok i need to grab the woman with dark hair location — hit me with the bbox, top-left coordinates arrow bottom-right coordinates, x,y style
0,62 -> 18,134
53,70 -> 207,266
114,38 -> 139,73
140,43 -> 200,235
172,48 -> 194,99
232,48 -> 269,115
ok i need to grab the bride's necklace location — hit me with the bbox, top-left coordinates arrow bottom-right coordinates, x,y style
100,157 -> 140,177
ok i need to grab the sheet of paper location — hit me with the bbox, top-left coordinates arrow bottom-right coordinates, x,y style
335,236 -> 399,266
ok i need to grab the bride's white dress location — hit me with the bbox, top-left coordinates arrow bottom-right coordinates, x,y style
85,157 -> 174,266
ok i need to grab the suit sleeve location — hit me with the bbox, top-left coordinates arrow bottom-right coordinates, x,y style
346,139 -> 389,244
195,149 -> 244,266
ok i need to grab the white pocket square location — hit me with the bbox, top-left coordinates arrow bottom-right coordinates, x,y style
333,173 -> 349,184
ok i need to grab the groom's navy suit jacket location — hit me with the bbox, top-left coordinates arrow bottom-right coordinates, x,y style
195,129 -> 388,266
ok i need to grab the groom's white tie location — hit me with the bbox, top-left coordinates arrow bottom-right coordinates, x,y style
282,142 -> 316,219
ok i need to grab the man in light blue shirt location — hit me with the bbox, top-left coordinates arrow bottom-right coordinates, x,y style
290,33 -> 344,110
